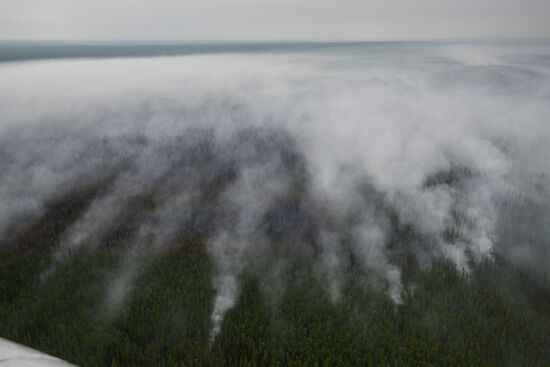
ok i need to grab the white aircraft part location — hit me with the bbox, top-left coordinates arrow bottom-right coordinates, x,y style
0,338 -> 76,366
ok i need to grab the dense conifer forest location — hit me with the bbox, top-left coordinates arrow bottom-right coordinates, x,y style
1,254 -> 550,366
1,197 -> 549,366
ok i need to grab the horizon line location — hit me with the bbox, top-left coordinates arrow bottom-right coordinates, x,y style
1,37 -> 550,45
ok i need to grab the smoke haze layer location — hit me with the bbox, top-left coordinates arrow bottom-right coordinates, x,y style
1,42 -> 550,340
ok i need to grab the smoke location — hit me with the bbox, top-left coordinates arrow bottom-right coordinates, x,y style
1,43 -> 550,341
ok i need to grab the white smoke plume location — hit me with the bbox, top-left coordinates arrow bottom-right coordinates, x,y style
1,42 -> 550,341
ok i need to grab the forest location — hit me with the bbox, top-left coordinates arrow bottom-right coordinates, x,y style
1,188 -> 549,366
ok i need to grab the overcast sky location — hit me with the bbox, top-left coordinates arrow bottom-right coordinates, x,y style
1,0 -> 549,41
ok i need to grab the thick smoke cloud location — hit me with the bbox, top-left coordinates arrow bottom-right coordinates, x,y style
1,43 -> 550,341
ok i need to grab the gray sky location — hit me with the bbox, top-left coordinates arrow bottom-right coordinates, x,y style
1,0 -> 549,41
